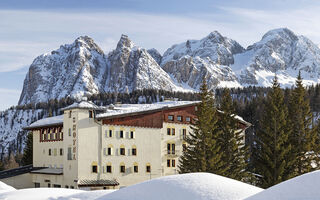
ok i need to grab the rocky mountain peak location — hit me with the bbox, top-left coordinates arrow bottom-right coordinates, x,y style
116,34 -> 134,50
261,28 -> 298,42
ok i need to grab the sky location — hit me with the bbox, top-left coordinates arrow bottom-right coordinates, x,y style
1,0 -> 320,110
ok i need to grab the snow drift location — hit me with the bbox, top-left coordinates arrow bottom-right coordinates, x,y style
0,181 -> 16,193
246,170 -> 320,200
100,173 -> 263,200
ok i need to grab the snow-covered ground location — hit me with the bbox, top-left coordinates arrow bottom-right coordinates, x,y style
0,181 -> 15,194
0,173 -> 262,200
245,170 -> 320,200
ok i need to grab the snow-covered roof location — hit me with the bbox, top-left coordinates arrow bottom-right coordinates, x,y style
26,115 -> 63,129
96,101 -> 199,119
61,101 -> 106,111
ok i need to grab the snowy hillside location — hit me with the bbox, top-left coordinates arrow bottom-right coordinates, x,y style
245,170 -> 320,200
0,109 -> 44,155
0,181 -> 15,194
0,173 -> 262,200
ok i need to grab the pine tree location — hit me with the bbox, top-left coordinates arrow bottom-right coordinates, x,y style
254,76 -> 293,188
218,88 -> 249,181
179,78 -> 225,174
21,132 -> 33,166
288,72 -> 320,176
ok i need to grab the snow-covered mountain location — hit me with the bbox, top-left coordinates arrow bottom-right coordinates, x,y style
161,31 -> 244,90
19,35 -> 186,105
19,28 -> 320,106
231,28 -> 320,87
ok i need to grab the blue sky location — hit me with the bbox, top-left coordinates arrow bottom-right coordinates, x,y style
1,0 -> 320,110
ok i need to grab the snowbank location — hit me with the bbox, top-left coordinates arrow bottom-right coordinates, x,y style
0,181 -> 15,193
99,173 -> 263,200
246,170 -> 320,200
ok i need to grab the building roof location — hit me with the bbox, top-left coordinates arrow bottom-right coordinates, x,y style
0,165 -> 45,179
30,167 -> 63,175
61,100 -> 106,111
78,179 -> 119,187
96,101 -> 199,119
25,115 -> 64,130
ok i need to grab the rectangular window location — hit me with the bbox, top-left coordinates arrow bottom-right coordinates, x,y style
182,129 -> 187,139
177,116 -> 182,122
183,144 -> 187,152
106,165 -> 112,173
68,128 -> 71,136
134,165 -> 138,173
120,148 -> 125,155
167,143 -> 171,154
172,143 -> 175,155
92,165 -> 98,173
146,165 -> 151,173
168,115 -> 174,121
69,111 -> 72,118
120,130 -> 124,138
107,147 -> 112,155
167,128 -> 171,135
60,148 -> 63,156
48,183 -> 51,188
172,159 -> 176,167
67,147 -> 72,160
172,128 -> 175,136
35,183 -> 40,188
132,148 -> 137,156
186,117 -> 191,122
130,131 -> 135,139
109,130 -> 112,137
48,149 -> 51,156
120,165 -> 125,173
167,159 -> 170,167
89,110 -> 93,118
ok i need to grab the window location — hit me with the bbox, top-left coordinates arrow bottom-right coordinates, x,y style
65,185 -> 69,188
167,159 -> 170,167
172,159 -> 176,167
120,147 -> 125,155
109,130 -> 112,137
120,164 -> 125,173
106,165 -> 112,173
107,147 -> 112,155
182,129 -> 187,140
69,111 -> 72,118
48,183 -> 51,188
120,130 -> 124,138
68,128 -> 71,136
134,165 -> 138,173
35,183 -> 40,188
60,148 -> 63,156
92,165 -> 98,173
132,148 -> 137,156
177,115 -> 182,122
186,117 -> 191,122
172,128 -> 175,136
167,143 -> 171,154
146,165 -> 151,173
70,186 -> 74,189
168,115 -> 174,121
48,149 -> 52,156
172,143 -> 175,155
167,128 -> 171,135
89,110 -> 93,118
182,143 -> 187,152
130,131 -> 135,139
67,147 -> 72,160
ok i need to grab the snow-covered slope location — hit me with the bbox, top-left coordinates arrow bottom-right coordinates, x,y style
161,31 -> 244,90
232,28 -> 320,87
0,181 -> 16,194
245,170 -> 320,200
101,173 -> 262,200
0,173 -> 262,200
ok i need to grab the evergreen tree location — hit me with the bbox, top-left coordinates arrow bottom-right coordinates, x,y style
218,88 -> 249,181
254,76 -> 293,188
288,72 -> 320,176
179,78 -> 225,174
21,132 -> 33,166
